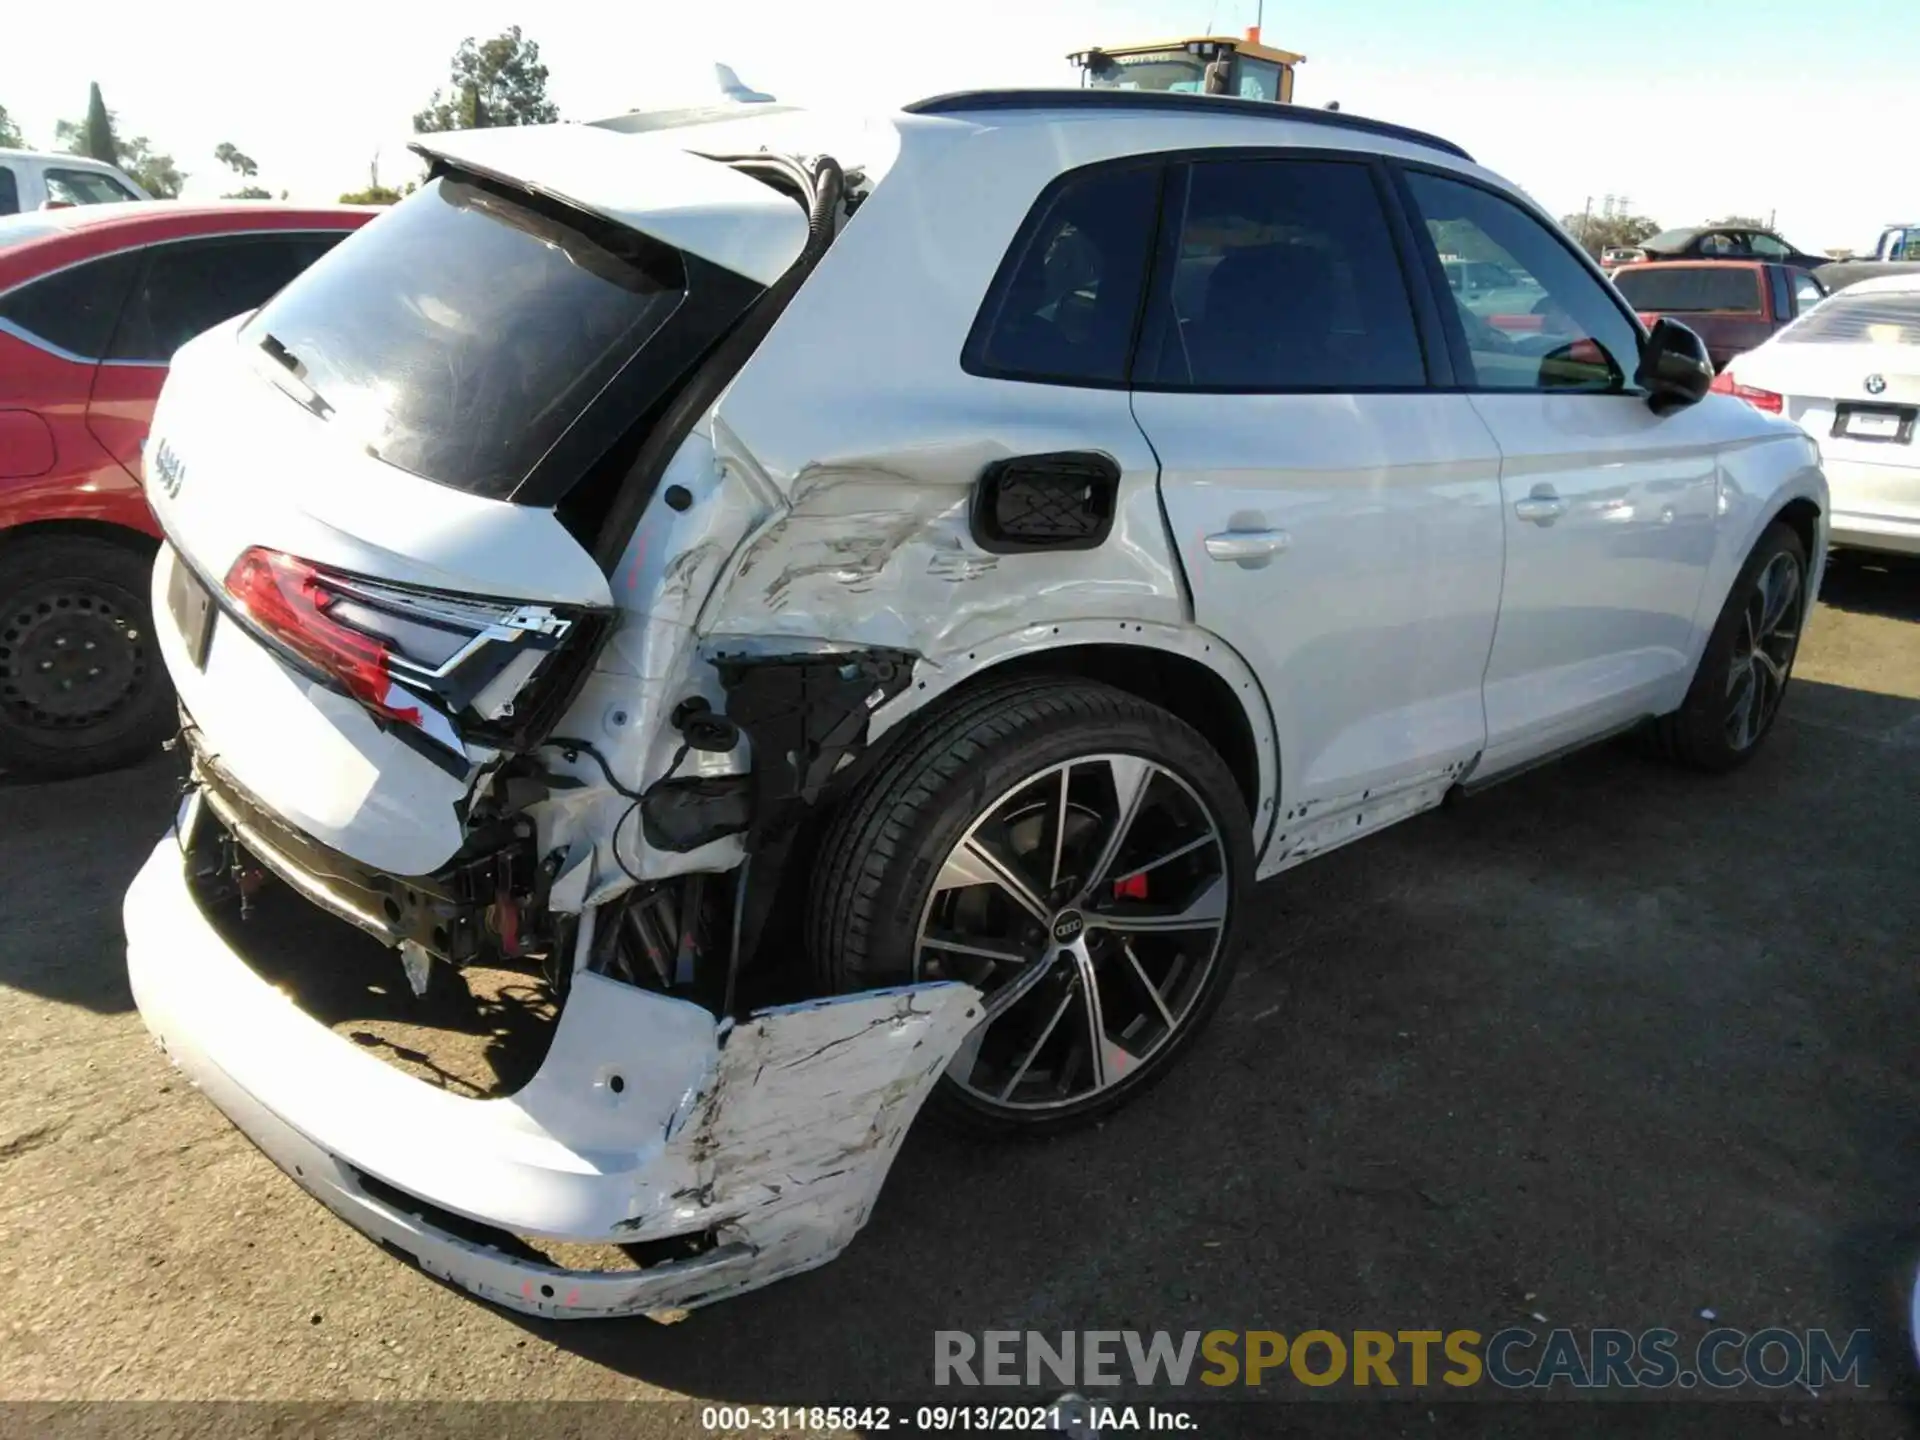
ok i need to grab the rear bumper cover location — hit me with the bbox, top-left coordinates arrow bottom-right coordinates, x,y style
124,835 -> 980,1319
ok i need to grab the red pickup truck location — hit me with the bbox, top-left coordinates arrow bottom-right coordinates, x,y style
1609,260 -> 1828,371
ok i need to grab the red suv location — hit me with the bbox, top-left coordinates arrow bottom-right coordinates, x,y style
0,202 -> 371,777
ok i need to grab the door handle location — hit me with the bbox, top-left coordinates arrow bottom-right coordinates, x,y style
1203,529 -> 1291,564
1513,490 -> 1566,525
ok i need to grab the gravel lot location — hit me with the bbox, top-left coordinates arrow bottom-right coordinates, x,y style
2,549 -> 1917,1432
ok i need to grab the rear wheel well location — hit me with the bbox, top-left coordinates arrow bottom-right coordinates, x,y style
0,518 -> 159,559
736,641 -> 1268,994
950,643 -> 1264,818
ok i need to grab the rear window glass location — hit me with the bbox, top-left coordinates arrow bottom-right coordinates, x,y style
0,249 -> 140,357
1778,291 -> 1920,347
1612,267 -> 1762,313
240,175 -> 690,499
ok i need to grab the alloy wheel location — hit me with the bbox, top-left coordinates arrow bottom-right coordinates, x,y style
1724,550 -> 1802,751
913,753 -> 1230,1113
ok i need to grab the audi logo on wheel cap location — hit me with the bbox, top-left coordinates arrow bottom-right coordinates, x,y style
1865,374 -> 1887,395
1051,911 -> 1086,944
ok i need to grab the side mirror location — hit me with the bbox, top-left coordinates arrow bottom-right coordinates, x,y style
1636,317 -> 1713,414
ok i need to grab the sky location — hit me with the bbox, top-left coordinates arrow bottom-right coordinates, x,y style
1,0 -> 1912,252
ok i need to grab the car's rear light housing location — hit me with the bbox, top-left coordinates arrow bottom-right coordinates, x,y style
221,546 -> 610,762
1708,370 -> 1783,414
225,549 -> 423,726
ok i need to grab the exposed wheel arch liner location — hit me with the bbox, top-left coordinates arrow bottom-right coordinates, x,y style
866,620 -> 1280,861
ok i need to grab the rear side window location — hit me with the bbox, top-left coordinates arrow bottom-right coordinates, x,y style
1137,157 -> 1426,390
44,168 -> 139,205
240,175 -> 693,499
0,249 -> 141,358
109,233 -> 346,363
1779,291 -> 1920,346
1611,267 -> 1763,314
0,167 -> 18,217
964,163 -> 1161,386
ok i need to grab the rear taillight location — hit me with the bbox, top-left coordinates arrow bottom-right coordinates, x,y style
224,548 -> 422,725
1708,371 -> 1783,414
220,546 -> 606,757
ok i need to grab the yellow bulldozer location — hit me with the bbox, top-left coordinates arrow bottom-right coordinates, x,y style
1069,26 -> 1306,105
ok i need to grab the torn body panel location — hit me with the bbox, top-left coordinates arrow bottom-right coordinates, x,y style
125,834 -> 981,1320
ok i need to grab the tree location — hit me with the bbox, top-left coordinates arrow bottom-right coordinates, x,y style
0,104 -> 24,150
113,135 -> 185,198
215,142 -> 270,200
413,27 -> 559,132
80,83 -> 116,163
338,183 -> 414,205
215,142 -> 257,178
55,90 -> 184,197
1560,210 -> 1661,259
1709,214 -> 1767,230
339,156 -> 416,206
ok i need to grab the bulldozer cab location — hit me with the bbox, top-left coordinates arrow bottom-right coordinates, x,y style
1069,31 -> 1304,105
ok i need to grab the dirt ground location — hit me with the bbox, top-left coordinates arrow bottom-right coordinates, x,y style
2,549 -> 1918,1435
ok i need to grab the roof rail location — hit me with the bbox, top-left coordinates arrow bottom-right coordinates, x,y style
902,88 -> 1472,163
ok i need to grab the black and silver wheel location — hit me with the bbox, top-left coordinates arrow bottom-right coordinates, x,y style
1648,520 -> 1809,771
0,535 -> 173,779
808,676 -> 1252,1134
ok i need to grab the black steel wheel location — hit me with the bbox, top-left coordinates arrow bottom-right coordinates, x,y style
0,535 -> 172,778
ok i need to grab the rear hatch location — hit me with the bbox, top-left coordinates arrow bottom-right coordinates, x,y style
146,128 -> 807,875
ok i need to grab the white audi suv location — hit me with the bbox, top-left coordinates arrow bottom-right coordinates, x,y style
123,90 -> 1828,1319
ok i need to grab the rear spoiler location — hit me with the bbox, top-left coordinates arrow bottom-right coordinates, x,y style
408,125 -> 809,286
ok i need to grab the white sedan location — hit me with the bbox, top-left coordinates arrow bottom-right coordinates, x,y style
1715,272 -> 1920,554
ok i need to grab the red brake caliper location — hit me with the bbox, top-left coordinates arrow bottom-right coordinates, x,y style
1113,874 -> 1149,901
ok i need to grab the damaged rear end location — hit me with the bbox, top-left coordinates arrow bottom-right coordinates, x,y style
127,118 -> 976,1316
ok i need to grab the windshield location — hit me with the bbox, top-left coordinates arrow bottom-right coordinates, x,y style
1612,267 -> 1762,313
1084,51 -> 1210,93
1779,291 -> 1920,347
240,175 -> 690,499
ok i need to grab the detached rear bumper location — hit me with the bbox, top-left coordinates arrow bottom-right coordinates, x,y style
124,836 -> 979,1320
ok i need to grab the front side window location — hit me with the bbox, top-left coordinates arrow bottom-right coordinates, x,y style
1137,157 -> 1426,390
1746,233 -> 1790,259
240,175 -> 696,498
109,234 -> 345,363
1611,266 -> 1763,314
0,249 -> 140,358
964,163 -> 1161,387
1792,271 -> 1826,310
0,168 -> 18,217
43,168 -> 139,206
1402,170 -> 1642,392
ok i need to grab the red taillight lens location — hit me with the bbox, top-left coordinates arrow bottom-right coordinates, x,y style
1708,371 -> 1783,414
224,547 -> 420,724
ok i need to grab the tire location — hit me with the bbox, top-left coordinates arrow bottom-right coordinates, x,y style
1646,521 -> 1809,772
0,534 -> 173,780
807,675 -> 1253,1136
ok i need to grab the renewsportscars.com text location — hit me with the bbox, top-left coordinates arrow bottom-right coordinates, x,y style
934,1327 -> 1872,1392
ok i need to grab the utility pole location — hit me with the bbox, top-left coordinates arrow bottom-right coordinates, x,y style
1581,195 -> 1593,247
